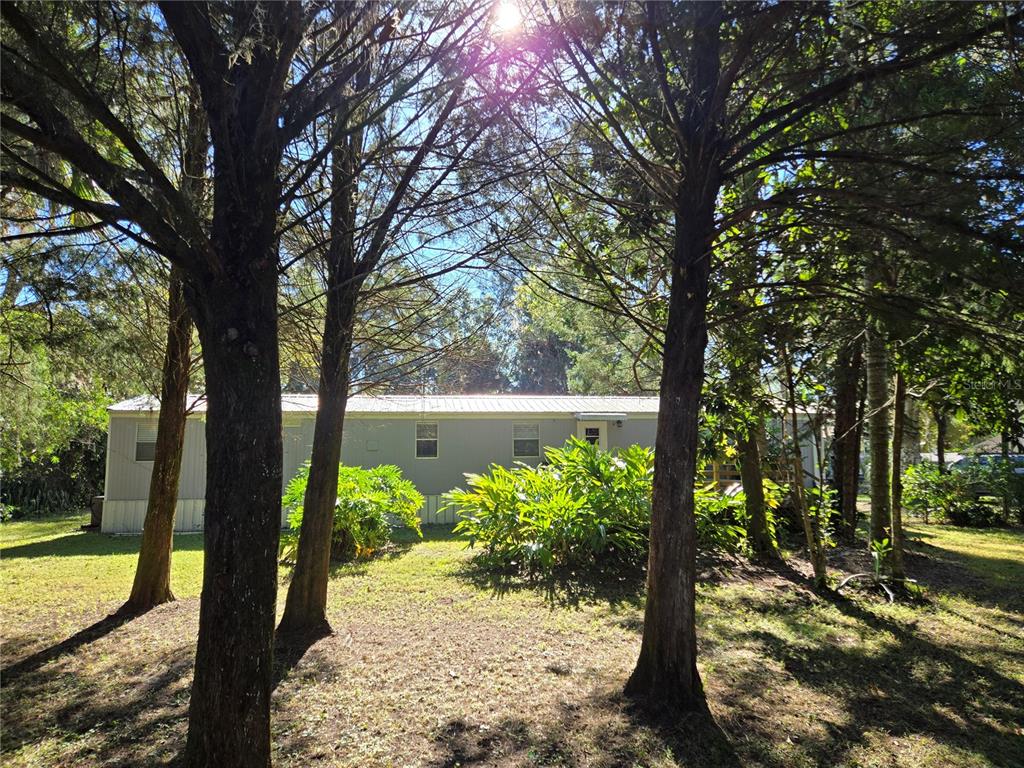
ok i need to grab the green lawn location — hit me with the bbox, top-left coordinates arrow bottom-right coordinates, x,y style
1,515 -> 1022,767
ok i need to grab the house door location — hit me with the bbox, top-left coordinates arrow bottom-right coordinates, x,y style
576,421 -> 607,451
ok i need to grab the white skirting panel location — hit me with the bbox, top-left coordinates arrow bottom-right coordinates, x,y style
419,494 -> 460,525
102,495 -> 456,533
101,498 -> 206,534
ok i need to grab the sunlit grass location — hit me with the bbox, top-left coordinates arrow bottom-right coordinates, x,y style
1,514 -> 1021,768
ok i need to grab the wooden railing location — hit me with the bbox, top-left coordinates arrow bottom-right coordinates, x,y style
702,459 -> 802,492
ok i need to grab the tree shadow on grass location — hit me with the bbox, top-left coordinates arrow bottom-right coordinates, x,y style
730,563 -> 1024,768
1,610 -> 136,682
1,610 -> 194,766
455,558 -> 647,611
431,689 -> 740,768
272,624 -> 332,691
903,539 -> 1024,613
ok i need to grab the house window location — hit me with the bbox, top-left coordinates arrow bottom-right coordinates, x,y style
135,422 -> 158,462
415,422 -> 438,458
583,426 -> 601,446
513,423 -> 540,458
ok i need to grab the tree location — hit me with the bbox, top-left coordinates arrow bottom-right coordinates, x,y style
515,0 -> 1018,711
865,266 -> 892,550
121,267 -> 193,612
278,2 -> 497,634
1,3 -> 374,762
781,342 -> 828,589
890,366 -> 907,579
124,89 -> 208,615
833,337 -> 864,543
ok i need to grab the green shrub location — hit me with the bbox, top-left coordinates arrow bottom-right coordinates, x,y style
280,463 -> 423,562
903,462 -> 1012,527
693,483 -> 747,553
448,438 -> 653,572
447,438 -> 784,574
695,478 -> 786,552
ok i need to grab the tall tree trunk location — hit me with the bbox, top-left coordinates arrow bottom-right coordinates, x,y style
278,15 -> 369,634
833,338 -> 863,544
901,395 -> 921,468
121,267 -> 192,614
278,271 -> 360,633
278,282 -> 358,638
625,4 -> 724,712
934,405 -> 948,475
180,71 -> 286,759
783,345 -> 827,588
866,310 -> 890,549
624,198 -> 712,710
738,421 -> 778,559
890,368 -> 906,579
1001,430 -> 1011,522
183,263 -> 282,768
122,90 -> 206,616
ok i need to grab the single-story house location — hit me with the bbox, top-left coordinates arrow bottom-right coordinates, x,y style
101,394 -> 660,533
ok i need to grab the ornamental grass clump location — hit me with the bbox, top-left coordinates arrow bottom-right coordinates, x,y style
281,463 -> 423,562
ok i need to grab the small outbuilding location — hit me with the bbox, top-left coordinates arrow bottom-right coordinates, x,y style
101,394 -> 660,533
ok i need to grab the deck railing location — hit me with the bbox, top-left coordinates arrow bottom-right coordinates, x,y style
701,458 -> 803,492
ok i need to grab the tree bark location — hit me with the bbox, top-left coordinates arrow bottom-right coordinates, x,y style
737,421 -> 778,559
277,288 -> 358,634
1001,430 -> 1011,522
901,395 -> 921,468
890,368 -> 906,579
183,263 -> 282,768
121,267 -> 192,614
833,338 -> 863,544
122,89 -> 205,616
624,2 -> 723,712
866,309 -> 890,548
278,268 -> 360,634
935,405 -> 948,475
624,204 -> 712,711
179,66 -> 287,767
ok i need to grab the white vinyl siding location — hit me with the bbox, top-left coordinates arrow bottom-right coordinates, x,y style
415,422 -> 438,458
135,422 -> 158,462
513,423 -> 540,458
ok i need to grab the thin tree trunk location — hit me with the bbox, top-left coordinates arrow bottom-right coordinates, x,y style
891,368 -> 906,579
278,272 -> 360,633
278,12 -> 370,634
901,396 -> 921,468
1001,430 -> 1011,522
738,421 -> 778,559
624,2 -> 723,712
935,405 -> 947,476
783,344 -> 827,588
866,308 -> 890,548
121,267 -> 192,614
123,91 -> 205,616
833,338 -> 863,544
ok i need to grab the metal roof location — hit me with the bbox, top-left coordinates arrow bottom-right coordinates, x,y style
108,393 -> 660,416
